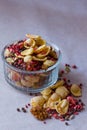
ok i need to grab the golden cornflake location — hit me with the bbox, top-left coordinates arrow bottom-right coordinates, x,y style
50,80 -> 64,89
21,48 -> 34,55
56,86 -> 69,99
24,55 -> 32,62
70,84 -> 82,97
34,44 -> 46,54
26,34 -> 41,39
30,96 -> 46,108
55,99 -> 69,115
37,46 -> 51,58
42,60 -> 56,69
41,87 -> 52,96
4,48 -> 10,57
32,56 -> 47,61
6,57 -> 14,64
24,39 -> 35,48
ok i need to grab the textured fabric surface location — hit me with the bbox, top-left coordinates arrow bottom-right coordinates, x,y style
0,0 -> 87,130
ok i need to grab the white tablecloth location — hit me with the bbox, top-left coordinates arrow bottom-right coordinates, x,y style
0,0 -> 87,130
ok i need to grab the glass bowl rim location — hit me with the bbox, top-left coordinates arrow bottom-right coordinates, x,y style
2,41 -> 62,74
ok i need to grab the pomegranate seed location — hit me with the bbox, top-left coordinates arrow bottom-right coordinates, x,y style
67,79 -> 71,83
79,83 -> 83,87
43,121 -> 46,124
22,107 -> 25,110
81,102 -> 85,106
65,64 -> 68,66
23,109 -> 27,113
25,105 -> 28,108
65,64 -> 70,67
17,108 -> 21,112
65,122 -> 70,126
78,99 -> 82,102
21,107 -> 27,113
29,93 -> 33,96
72,65 -> 77,69
61,70 -> 64,74
28,103 -> 30,106
63,78 -> 67,82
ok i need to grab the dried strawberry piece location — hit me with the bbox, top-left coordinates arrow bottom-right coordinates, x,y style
67,96 -> 77,105
52,113 -> 59,119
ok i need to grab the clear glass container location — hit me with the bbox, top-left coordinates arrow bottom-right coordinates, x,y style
2,42 -> 62,93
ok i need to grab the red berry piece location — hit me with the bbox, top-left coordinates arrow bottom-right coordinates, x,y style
63,78 -> 67,82
52,113 -> 59,119
59,117 -> 65,121
67,96 -> 77,105
74,112 -> 79,115
61,70 -> 64,74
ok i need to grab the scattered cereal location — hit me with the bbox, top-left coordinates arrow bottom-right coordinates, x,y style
15,56 -> 85,125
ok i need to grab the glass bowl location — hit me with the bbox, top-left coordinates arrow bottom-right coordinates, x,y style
2,42 -> 62,93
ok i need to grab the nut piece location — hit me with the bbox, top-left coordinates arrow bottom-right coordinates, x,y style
70,84 -> 82,97
55,99 -> 69,115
